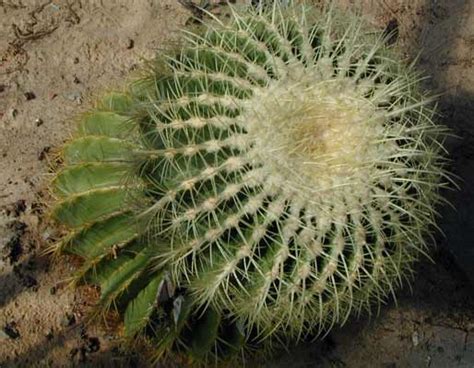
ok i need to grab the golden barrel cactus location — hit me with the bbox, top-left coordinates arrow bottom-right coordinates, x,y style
50,2 -> 450,363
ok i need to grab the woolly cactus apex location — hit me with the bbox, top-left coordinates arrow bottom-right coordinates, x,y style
50,1 -> 451,362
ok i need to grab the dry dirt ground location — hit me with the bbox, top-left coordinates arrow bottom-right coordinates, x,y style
0,1 -> 473,367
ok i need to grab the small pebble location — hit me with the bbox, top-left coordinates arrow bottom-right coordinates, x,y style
38,146 -> 51,161
9,108 -> 18,119
383,18 -> 399,45
126,38 -> 134,49
412,331 -> 420,347
42,229 -> 52,241
0,330 -> 10,340
3,322 -> 20,339
35,118 -> 44,127
64,91 -> 82,104
61,312 -> 76,327
69,347 -> 79,358
13,199 -> 27,216
45,328 -> 54,341
84,337 -> 100,353
24,91 -> 36,101
22,274 -> 38,290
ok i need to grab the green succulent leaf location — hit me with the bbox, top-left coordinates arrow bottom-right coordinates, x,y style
64,213 -> 139,259
98,245 -> 153,304
124,274 -> 162,338
189,308 -> 221,360
52,188 -> 129,228
153,295 -> 194,359
220,322 -> 246,358
77,111 -> 133,138
98,92 -> 134,114
62,136 -> 137,165
53,163 -> 132,198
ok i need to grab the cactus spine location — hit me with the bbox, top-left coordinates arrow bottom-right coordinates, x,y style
50,2 -> 450,363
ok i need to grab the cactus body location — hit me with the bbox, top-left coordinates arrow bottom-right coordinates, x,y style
51,2 -> 449,362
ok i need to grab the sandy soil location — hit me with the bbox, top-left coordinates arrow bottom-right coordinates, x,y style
0,1 -> 473,367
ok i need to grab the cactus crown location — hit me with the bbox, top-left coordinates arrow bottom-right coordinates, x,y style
50,2 -> 449,363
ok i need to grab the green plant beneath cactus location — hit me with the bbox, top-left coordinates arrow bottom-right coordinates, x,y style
49,1 -> 451,364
